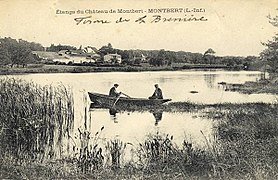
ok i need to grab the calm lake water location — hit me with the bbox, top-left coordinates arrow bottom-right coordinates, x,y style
5,70 -> 277,155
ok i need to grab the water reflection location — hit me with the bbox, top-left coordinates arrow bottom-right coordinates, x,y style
109,108 -> 118,116
152,111 -> 163,126
204,74 -> 217,88
109,108 -> 118,123
92,105 -> 164,126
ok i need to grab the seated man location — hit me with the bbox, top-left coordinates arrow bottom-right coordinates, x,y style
109,84 -> 121,97
149,84 -> 163,99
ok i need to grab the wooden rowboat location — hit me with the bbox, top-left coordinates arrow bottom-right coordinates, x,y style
88,92 -> 171,107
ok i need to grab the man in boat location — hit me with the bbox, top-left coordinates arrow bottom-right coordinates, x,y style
149,84 -> 163,99
109,84 -> 121,97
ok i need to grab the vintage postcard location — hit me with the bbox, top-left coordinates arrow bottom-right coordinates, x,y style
0,0 -> 278,179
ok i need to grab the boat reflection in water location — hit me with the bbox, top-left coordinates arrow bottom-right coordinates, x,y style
109,108 -> 117,116
108,109 -> 164,126
90,103 -> 164,125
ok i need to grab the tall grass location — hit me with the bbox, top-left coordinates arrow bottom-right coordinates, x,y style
0,78 -> 74,160
136,132 -> 212,177
72,128 -> 104,173
106,139 -> 126,169
213,103 -> 278,179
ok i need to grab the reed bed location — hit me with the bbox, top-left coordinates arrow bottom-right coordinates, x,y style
106,139 -> 126,169
135,132 -> 213,177
0,77 -> 74,160
72,128 -> 104,173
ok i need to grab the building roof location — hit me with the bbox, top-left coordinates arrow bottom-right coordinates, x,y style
104,54 -> 121,57
69,49 -> 85,54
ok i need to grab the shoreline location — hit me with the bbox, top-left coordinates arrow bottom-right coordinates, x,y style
0,63 -> 246,75
222,75 -> 278,95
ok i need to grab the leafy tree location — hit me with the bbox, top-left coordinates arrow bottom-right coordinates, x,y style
260,12 -> 278,73
0,37 -> 35,67
150,49 -> 176,66
164,51 -> 177,65
260,36 -> 278,73
149,49 -> 165,66
99,43 -> 115,55
12,41 -> 34,67
203,48 -> 216,64
107,43 -> 113,49
177,52 -> 203,64
0,44 -> 11,66
122,50 -> 130,60
204,48 -> 216,56
18,39 -> 44,51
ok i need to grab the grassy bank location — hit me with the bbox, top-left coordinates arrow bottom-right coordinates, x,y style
0,63 -> 244,75
0,64 -> 176,75
1,78 -> 278,179
223,73 -> 278,94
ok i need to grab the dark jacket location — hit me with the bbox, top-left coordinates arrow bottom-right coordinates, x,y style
109,87 -> 120,97
150,88 -> 163,99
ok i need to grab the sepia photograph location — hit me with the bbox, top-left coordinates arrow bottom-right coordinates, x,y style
0,0 -> 278,179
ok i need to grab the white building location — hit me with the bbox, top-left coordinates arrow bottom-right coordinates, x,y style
103,54 -> 122,63
57,47 -> 101,64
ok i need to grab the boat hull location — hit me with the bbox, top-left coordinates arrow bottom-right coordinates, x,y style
88,92 -> 171,107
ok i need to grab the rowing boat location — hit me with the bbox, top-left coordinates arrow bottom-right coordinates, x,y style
88,92 -> 171,107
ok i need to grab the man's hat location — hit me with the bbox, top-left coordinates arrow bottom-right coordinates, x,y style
114,83 -> 119,87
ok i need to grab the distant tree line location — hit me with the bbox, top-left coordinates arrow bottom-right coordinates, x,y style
0,37 -> 44,67
0,37 -> 267,70
98,44 -> 256,68
46,44 -> 77,52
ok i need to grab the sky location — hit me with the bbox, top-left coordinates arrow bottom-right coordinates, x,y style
0,0 -> 277,56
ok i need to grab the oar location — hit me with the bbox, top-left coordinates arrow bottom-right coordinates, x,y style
112,92 -> 130,108
120,92 -> 131,98
112,95 -> 121,108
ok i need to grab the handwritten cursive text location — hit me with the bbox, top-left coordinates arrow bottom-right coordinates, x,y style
73,14 -> 208,25
74,16 -> 111,25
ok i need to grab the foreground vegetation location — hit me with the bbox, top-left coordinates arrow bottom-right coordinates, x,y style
0,78 -> 74,163
0,78 -> 277,179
